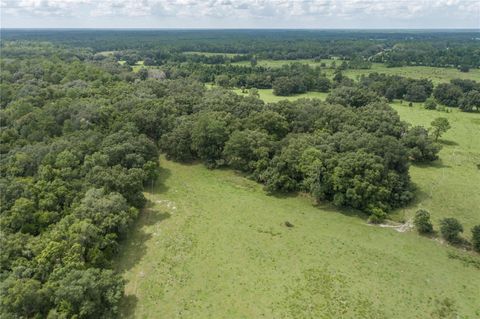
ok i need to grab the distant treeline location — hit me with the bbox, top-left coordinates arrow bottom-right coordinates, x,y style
2,29 -> 479,68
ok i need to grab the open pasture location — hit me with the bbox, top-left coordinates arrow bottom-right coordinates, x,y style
116,157 -> 480,318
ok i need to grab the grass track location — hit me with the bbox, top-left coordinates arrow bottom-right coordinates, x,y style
116,157 -> 480,318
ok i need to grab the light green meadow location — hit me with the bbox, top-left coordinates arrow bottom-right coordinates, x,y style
390,101 -> 480,233
116,155 -> 480,318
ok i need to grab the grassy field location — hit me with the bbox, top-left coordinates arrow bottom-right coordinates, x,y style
219,85 -> 479,234
232,58 -> 480,84
122,55 -> 480,83
232,88 -> 328,103
390,102 -> 480,232
116,156 -> 480,318
339,65 -> 480,85
183,51 -> 243,58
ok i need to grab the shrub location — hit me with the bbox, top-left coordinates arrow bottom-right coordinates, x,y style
424,99 -> 437,110
414,209 -> 433,234
367,207 -> 387,224
439,218 -> 463,244
472,225 -> 480,252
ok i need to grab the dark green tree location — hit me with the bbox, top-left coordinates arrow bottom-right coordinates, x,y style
472,225 -> 480,252
440,218 -> 463,244
430,117 -> 451,142
414,209 -> 433,234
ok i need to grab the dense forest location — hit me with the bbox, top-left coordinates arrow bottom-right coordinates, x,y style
2,29 -> 480,68
1,30 -> 479,318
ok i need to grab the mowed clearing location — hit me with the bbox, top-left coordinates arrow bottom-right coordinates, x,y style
116,156 -> 480,318
390,102 -> 480,233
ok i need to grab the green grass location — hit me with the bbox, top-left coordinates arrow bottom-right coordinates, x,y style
124,55 -> 480,84
183,51 -> 243,58
118,60 -> 145,72
232,58 -> 334,68
232,58 -> 480,84
339,65 -> 480,85
116,156 -> 480,318
390,102 -> 480,233
232,88 -> 328,103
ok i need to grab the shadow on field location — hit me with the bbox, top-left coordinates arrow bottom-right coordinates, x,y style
439,139 -> 459,146
413,158 -> 450,169
119,295 -> 138,319
269,190 -> 369,221
117,203 -> 171,273
315,202 -> 369,220
115,200 -> 171,317
151,166 -> 171,194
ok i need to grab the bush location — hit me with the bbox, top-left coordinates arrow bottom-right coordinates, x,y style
414,209 -> 433,234
472,225 -> 480,252
367,207 -> 387,224
440,218 -> 463,244
424,99 -> 437,110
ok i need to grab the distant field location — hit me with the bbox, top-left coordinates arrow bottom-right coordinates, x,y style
116,157 -> 480,318
97,50 -> 116,56
340,64 -> 480,84
232,88 -> 328,103
183,51 -> 243,58
123,55 -> 480,83
232,58 -> 333,68
232,58 -> 480,84
390,102 -> 480,233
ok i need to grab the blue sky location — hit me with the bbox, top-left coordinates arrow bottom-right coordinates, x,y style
1,0 -> 479,29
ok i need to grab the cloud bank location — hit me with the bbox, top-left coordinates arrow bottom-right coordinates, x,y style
1,0 -> 479,28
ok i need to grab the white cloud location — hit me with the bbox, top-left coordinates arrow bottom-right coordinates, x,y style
1,0 -> 479,28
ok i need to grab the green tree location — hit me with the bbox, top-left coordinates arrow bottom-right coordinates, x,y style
137,68 -> 148,80
0,277 -> 50,318
414,209 -> 433,234
401,126 -> 441,162
160,118 -> 195,162
424,99 -> 437,110
433,83 -> 463,107
458,90 -> 480,112
430,117 -> 451,141
223,129 -> 273,174
440,218 -> 463,244
191,112 -> 232,167
472,225 -> 480,252
47,268 -> 124,319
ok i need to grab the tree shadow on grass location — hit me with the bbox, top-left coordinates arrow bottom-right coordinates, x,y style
268,189 -> 369,221
116,202 -> 171,274
150,166 -> 171,194
314,201 -> 369,220
439,139 -> 459,146
412,158 -> 450,169
118,294 -> 139,319
114,200 -> 171,317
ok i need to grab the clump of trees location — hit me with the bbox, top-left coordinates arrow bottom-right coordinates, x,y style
160,90 -> 443,221
359,73 -> 433,103
0,47 -> 160,318
440,218 -> 464,244
433,79 -> 480,112
414,209 -> 433,234
414,211 -> 479,252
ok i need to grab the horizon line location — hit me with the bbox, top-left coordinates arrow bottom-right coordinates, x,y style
1,27 -> 479,31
